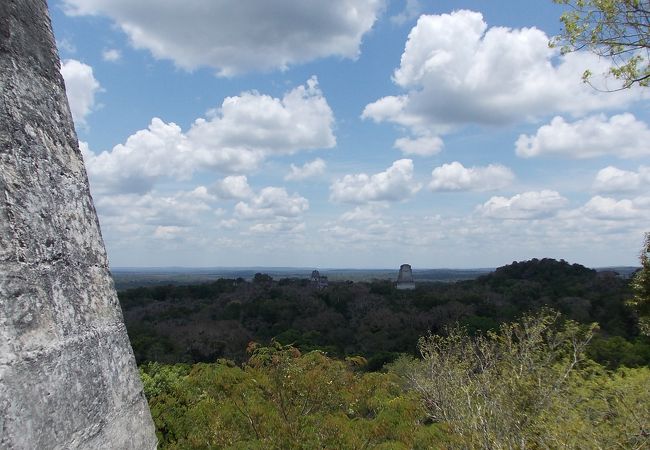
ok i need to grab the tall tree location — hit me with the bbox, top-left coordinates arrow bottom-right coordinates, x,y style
630,233 -> 650,335
553,0 -> 650,89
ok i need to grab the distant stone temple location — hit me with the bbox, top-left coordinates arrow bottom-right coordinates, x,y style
396,264 -> 416,290
311,270 -> 329,289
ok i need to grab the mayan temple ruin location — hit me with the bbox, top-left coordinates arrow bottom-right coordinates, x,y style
396,264 -> 415,290
311,269 -> 329,289
0,1 -> 157,448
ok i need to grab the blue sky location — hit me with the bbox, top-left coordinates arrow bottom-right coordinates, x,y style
50,0 -> 650,268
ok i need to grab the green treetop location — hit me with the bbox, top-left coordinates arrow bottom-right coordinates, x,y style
553,0 -> 650,89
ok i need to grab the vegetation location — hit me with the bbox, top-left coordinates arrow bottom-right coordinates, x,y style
141,342 -> 451,449
552,0 -> 650,88
142,312 -> 649,449
392,309 -> 646,448
630,233 -> 650,335
128,257 -> 650,448
119,259 -> 649,370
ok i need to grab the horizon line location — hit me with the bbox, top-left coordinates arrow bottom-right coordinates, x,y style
110,264 -> 638,271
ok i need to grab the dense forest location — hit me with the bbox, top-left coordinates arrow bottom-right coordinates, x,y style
119,258 -> 650,370
124,258 -> 650,448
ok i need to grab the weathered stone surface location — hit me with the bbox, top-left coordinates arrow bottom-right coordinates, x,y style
0,1 -> 157,448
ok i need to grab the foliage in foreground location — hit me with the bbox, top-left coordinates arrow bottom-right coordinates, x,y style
395,309 -> 649,449
141,342 -> 449,449
142,310 -> 649,449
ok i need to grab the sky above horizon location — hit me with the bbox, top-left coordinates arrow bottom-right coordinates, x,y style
50,0 -> 650,269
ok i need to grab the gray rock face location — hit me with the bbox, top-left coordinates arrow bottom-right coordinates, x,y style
0,1 -> 157,448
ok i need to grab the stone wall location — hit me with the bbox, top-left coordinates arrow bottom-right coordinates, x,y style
0,1 -> 157,448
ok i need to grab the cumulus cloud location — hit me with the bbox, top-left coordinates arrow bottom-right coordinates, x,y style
60,59 -> 101,126
394,135 -> 443,156
516,114 -> 650,159
153,225 -> 186,240
102,48 -> 122,62
319,221 -> 393,244
82,78 -> 335,194
218,219 -> 238,229
214,175 -> 254,200
82,119 -> 194,194
94,187 -> 216,233
363,10 -> 640,137
581,196 -> 646,220
429,162 -> 514,191
339,205 -> 385,222
192,77 -> 334,156
312,194 -> 648,265
285,158 -> 327,181
62,0 -> 384,76
249,221 -> 306,234
235,187 -> 309,220
330,159 -> 421,203
478,190 -> 568,220
91,178 -> 312,245
185,186 -> 218,203
593,166 -> 650,193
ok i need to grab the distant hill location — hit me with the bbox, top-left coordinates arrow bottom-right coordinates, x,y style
596,266 -> 639,278
111,264 -> 638,290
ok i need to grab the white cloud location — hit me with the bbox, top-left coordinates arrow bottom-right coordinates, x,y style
478,190 -> 568,220
218,219 -> 238,229
62,0 -> 385,76
581,196 -> 646,220
60,59 -> 101,126
319,221 -> 393,244
185,186 -> 217,203
285,158 -> 327,181
89,181 -> 313,244
394,135 -> 443,156
330,159 -> 421,203
234,184 -> 309,234
235,187 -> 309,220
363,10 -> 641,137
516,114 -> 650,159
214,175 -> 254,200
83,119 -> 194,194
249,221 -> 306,234
593,166 -> 650,193
102,48 -> 122,62
339,205 -> 385,222
191,77 -> 334,157
311,196 -> 649,266
429,161 -> 514,191
153,225 -> 186,240
82,78 -> 335,194
94,188 -> 216,233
